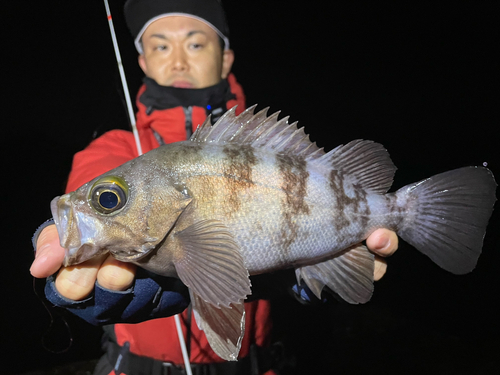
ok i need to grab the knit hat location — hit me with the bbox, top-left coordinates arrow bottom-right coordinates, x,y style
124,0 -> 230,54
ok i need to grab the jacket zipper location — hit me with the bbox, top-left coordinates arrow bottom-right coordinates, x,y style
151,106 -> 193,146
183,106 -> 193,139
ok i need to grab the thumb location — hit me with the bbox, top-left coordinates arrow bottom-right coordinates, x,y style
30,225 -> 66,278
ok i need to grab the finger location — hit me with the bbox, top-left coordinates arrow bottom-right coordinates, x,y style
366,229 -> 398,257
30,225 -> 66,278
97,256 -> 137,291
55,253 -> 108,301
373,255 -> 388,281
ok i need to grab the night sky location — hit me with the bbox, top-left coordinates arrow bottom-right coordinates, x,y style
4,1 -> 499,374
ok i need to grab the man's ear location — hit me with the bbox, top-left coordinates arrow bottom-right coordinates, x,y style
221,49 -> 235,79
138,54 -> 148,75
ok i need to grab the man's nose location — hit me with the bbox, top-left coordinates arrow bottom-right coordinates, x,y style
171,48 -> 188,71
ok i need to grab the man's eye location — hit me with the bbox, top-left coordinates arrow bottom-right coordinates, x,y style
189,43 -> 203,50
154,45 -> 168,51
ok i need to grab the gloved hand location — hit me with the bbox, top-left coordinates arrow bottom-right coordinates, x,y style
31,220 -> 189,325
31,222 -> 137,301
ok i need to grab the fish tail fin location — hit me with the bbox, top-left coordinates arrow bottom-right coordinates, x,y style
396,166 -> 496,274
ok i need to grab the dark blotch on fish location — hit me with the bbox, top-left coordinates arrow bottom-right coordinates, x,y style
278,154 -> 310,252
329,170 -> 371,231
222,145 -> 257,216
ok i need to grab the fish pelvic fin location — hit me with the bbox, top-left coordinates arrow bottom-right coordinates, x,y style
173,219 -> 252,308
396,166 -> 497,274
296,244 -> 375,304
191,291 -> 245,361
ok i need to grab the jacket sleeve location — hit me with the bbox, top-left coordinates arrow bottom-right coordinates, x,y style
65,130 -> 140,192
43,130 -> 190,324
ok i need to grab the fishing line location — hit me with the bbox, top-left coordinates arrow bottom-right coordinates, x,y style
32,276 -> 73,353
32,219 -> 74,353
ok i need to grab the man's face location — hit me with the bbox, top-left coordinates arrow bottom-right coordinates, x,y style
138,16 -> 234,89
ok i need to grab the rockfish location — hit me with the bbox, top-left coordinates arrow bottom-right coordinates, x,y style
50,105 -> 497,360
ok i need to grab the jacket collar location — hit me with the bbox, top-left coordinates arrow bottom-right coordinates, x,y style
135,73 -> 245,129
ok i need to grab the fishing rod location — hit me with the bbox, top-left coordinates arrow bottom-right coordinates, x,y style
103,1 -> 192,373
103,0 -> 142,156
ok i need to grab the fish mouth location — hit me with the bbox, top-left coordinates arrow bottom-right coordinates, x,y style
51,195 -> 107,266
51,195 -> 72,249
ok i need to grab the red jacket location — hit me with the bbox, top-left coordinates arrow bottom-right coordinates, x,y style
64,74 -> 273,365
67,74 -> 245,193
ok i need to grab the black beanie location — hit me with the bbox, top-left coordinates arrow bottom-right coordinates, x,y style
124,0 -> 230,53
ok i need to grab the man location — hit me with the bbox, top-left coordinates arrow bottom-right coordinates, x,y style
31,0 -> 398,373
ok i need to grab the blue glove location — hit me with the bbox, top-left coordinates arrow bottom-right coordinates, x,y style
249,271 -> 327,304
291,283 -> 319,304
44,269 -> 189,326
292,282 -> 347,305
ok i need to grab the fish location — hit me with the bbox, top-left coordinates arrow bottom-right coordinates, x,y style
50,105 -> 497,361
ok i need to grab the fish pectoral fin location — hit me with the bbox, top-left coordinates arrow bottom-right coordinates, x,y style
296,244 -> 374,304
173,219 -> 251,307
190,291 -> 245,361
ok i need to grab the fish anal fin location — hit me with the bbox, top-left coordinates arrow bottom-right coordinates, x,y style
173,219 -> 251,308
296,244 -> 375,304
191,291 -> 245,361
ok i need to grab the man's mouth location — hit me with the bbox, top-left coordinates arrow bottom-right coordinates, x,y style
172,80 -> 194,89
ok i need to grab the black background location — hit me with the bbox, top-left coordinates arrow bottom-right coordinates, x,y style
3,1 -> 499,374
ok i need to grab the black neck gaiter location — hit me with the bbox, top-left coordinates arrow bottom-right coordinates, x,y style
139,77 -> 236,122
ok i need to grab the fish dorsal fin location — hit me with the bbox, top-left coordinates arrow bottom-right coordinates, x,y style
190,105 -> 323,159
191,106 -> 396,193
295,244 -> 374,304
315,140 -> 397,194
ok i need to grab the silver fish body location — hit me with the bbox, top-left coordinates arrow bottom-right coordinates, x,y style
135,142 -> 395,274
50,105 -> 497,361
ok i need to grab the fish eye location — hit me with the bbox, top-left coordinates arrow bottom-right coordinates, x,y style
89,176 -> 129,215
